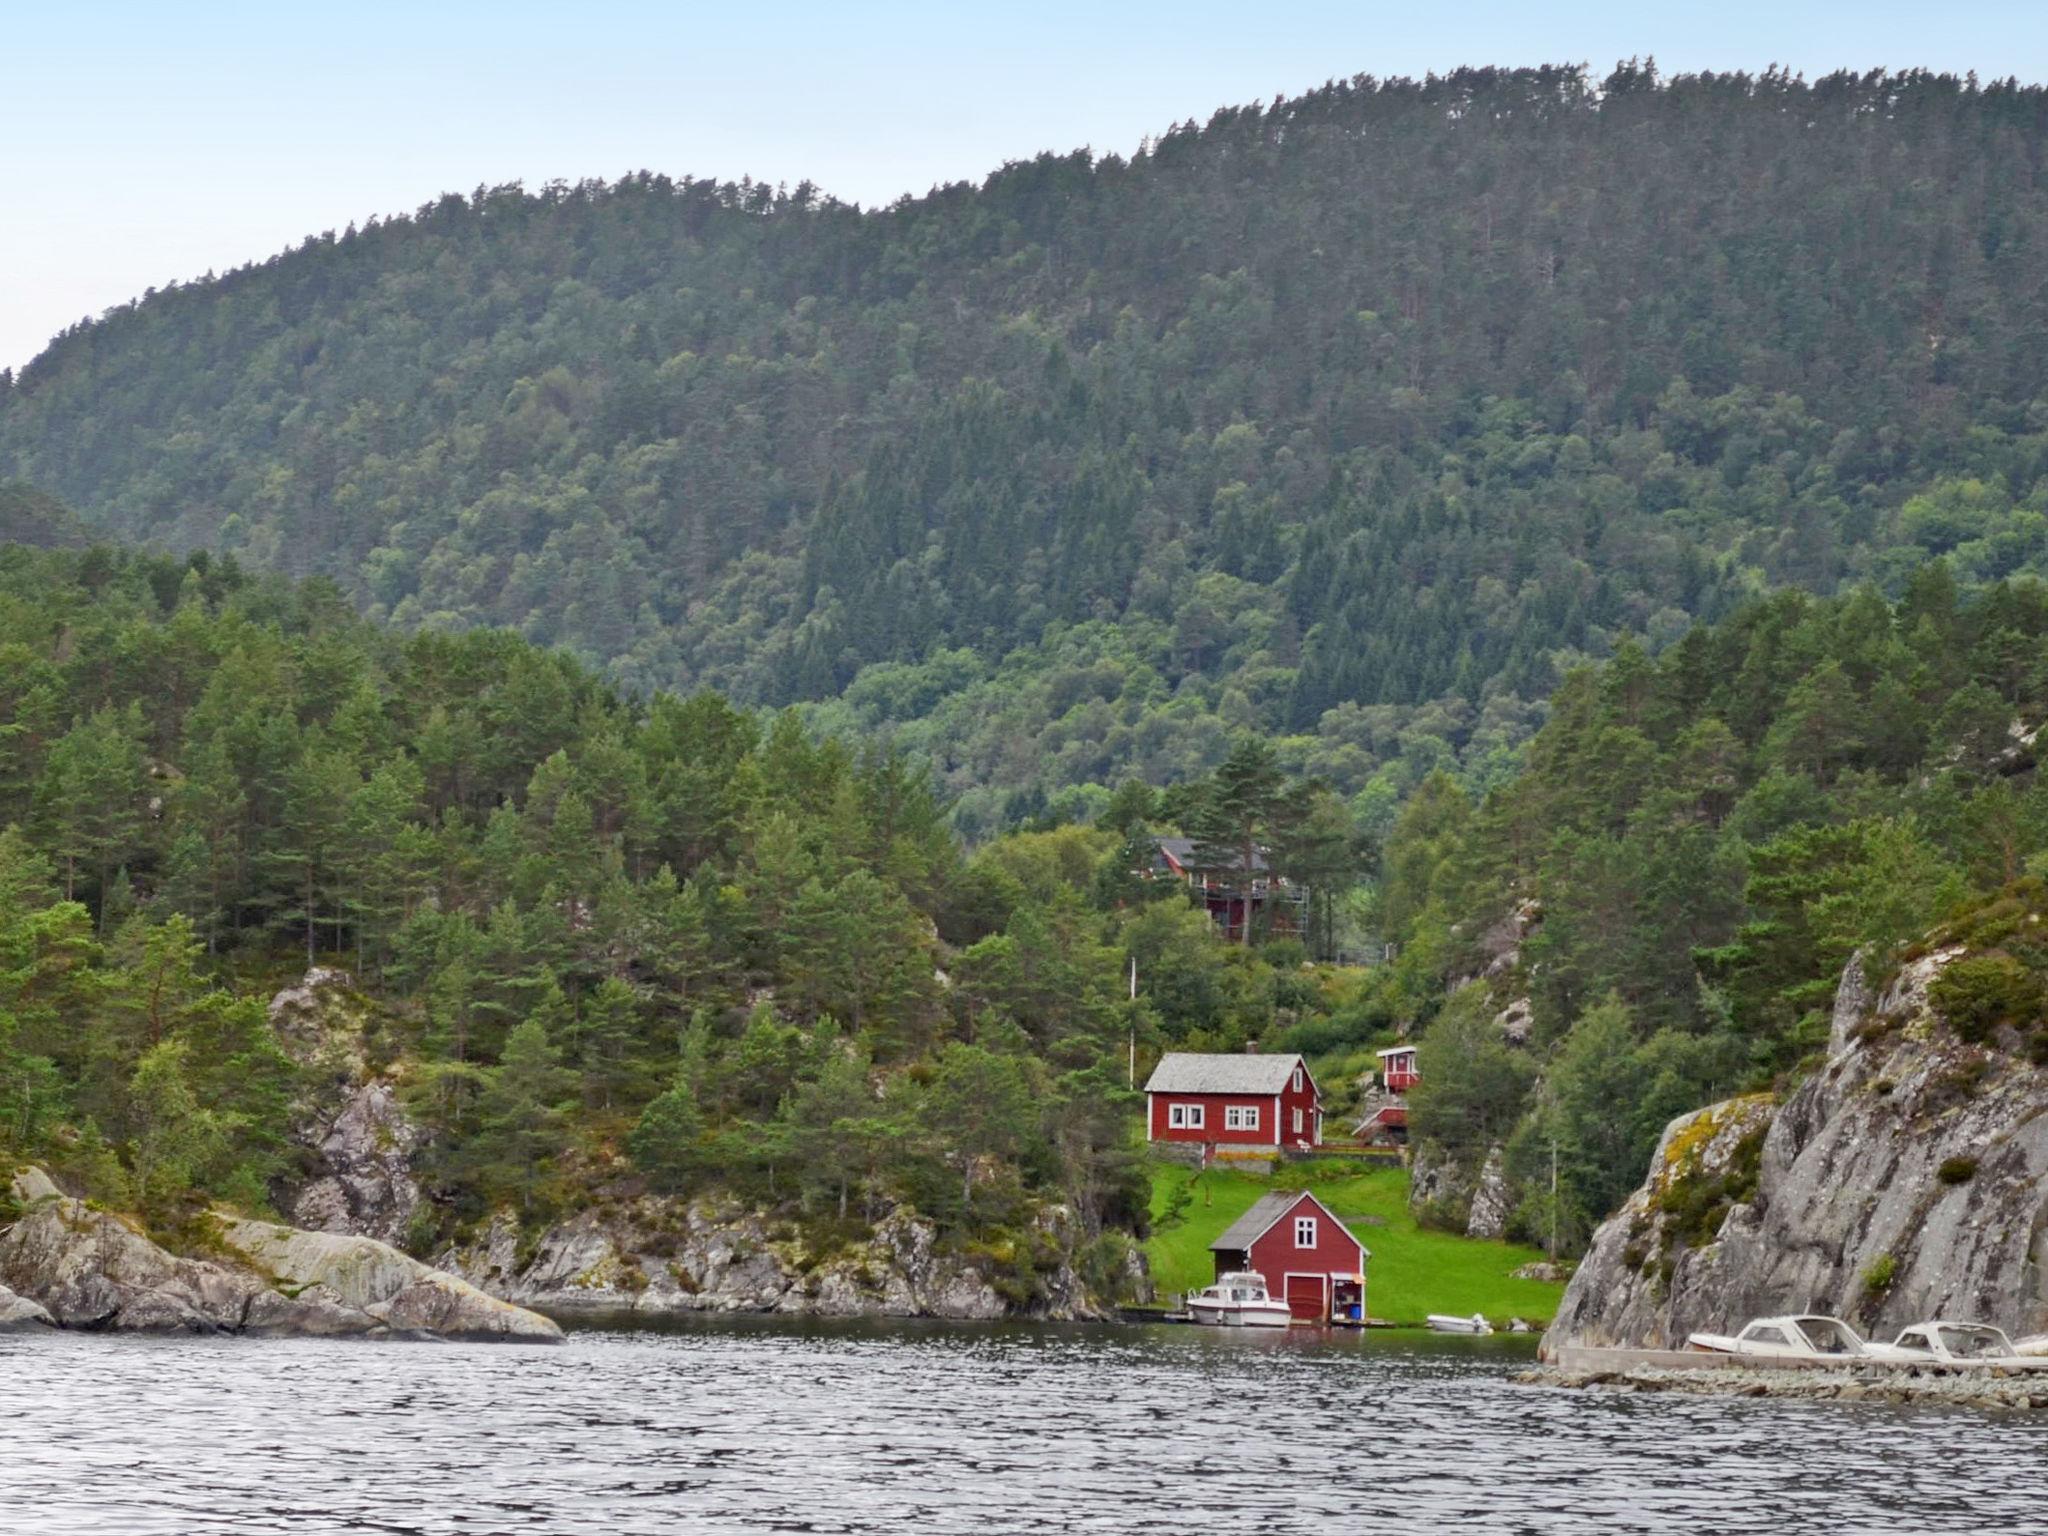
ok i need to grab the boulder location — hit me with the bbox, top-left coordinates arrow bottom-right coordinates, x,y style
0,1281 -> 53,1331
1546,950 -> 2048,1353
212,1217 -> 561,1343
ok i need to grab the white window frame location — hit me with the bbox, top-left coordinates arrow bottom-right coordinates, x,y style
1292,1106 -> 1304,1135
1295,1216 -> 1318,1248
1292,1066 -> 1304,1092
1167,1102 -> 1205,1131
1225,1105 -> 1260,1132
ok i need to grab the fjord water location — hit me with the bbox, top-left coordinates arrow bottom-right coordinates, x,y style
3,1321 -> 2040,1534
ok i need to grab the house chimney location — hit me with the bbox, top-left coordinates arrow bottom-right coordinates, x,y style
1244,1041 -> 1260,1054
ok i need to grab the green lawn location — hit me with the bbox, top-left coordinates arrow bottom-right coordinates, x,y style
1145,1159 -> 1568,1326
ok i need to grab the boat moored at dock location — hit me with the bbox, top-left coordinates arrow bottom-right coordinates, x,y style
1686,1315 -> 1867,1360
1185,1272 -> 1293,1328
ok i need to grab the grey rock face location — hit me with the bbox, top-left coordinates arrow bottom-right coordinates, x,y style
291,1079 -> 422,1245
438,1196 -> 1109,1322
3,1168 -> 271,1333
1408,1141 -> 1462,1211
1466,1147 -> 1512,1241
1546,951 -> 2048,1352
0,1167 -> 557,1342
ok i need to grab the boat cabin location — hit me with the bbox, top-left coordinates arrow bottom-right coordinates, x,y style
1144,1052 -> 1321,1150
1883,1322 -> 2017,1361
1207,1190 -> 1369,1324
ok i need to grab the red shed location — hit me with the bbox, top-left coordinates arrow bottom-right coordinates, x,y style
1377,1045 -> 1420,1094
1143,1052 -> 1321,1150
1209,1190 -> 1369,1323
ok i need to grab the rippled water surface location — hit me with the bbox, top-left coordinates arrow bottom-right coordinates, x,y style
4,1318 -> 2043,1534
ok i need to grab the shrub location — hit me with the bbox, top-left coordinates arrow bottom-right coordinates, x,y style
1937,1156 -> 1979,1185
1654,1126 -> 1766,1253
1929,951 -> 2043,1045
1862,1253 -> 1896,1292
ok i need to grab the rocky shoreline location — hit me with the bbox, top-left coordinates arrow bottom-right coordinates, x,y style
1519,1362 -> 2048,1412
0,1167 -> 561,1342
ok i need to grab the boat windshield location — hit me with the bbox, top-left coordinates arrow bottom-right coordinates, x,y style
1938,1326 -> 2009,1358
1794,1319 -> 1861,1354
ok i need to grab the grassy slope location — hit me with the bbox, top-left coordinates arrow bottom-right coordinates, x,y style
1145,1160 -> 1568,1325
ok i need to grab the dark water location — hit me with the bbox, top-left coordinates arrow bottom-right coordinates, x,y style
2,1318 -> 2043,1535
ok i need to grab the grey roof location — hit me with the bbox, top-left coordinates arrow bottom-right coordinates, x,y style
1154,836 -> 1272,874
1143,1052 -> 1304,1096
1206,1190 -> 1363,1255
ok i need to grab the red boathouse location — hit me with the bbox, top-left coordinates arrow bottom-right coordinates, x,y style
1208,1190 -> 1369,1323
1143,1052 -> 1322,1150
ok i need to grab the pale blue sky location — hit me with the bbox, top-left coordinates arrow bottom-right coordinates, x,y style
4,1 -> 2043,372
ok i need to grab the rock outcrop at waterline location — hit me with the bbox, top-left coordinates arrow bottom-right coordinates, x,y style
0,1279 -> 53,1330
435,1196 -> 1139,1322
0,1167 -> 560,1341
1545,951 -> 2048,1353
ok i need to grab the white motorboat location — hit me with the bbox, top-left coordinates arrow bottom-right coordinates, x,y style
1866,1321 -> 2048,1366
1687,1314 -> 1867,1359
1427,1312 -> 1493,1335
1186,1272 -> 1293,1328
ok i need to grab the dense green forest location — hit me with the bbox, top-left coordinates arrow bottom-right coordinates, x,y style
1391,568 -> 2048,1247
6,65 -> 2048,830
0,544 -> 1373,1277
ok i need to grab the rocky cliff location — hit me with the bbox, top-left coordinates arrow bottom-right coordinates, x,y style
1546,950 -> 2048,1352
0,1167 -> 560,1341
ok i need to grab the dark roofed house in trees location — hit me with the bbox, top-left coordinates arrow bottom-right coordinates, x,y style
1150,837 -> 1307,943
1144,1051 -> 1321,1150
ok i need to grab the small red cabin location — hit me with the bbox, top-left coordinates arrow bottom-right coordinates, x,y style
1209,1190 -> 1369,1323
1377,1045 -> 1420,1094
1144,1053 -> 1321,1150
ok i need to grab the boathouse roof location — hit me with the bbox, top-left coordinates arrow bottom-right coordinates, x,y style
1207,1190 -> 1361,1256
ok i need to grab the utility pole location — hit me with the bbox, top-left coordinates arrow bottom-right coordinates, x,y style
1549,1136 -> 1559,1261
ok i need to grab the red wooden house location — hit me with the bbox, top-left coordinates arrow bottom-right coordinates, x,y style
1148,837 -> 1308,943
1144,1052 -> 1322,1150
1209,1190 -> 1369,1323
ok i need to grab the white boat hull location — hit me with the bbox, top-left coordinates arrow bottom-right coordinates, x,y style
1188,1299 -> 1293,1328
1427,1314 -> 1493,1335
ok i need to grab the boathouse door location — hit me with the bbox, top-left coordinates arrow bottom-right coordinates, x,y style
1282,1273 -> 1325,1322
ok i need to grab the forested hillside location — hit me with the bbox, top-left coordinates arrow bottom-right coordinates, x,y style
6,65 -> 2048,828
0,544 -> 1373,1276
1387,566 -> 2048,1248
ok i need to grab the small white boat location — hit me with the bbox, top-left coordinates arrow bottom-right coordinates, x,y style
1865,1321 -> 2040,1365
1687,1314 -> 1867,1360
1186,1272 -> 1293,1328
1427,1312 -> 1493,1335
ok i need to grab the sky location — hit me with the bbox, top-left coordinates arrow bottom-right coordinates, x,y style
4,0 -> 2044,372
